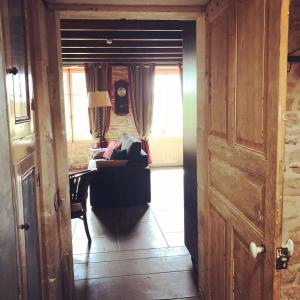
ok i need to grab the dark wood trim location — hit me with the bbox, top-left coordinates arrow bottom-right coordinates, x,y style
61,19 -> 183,31
61,30 -> 182,40
62,48 -> 182,54
62,53 -> 182,59
62,59 -> 182,65
61,40 -> 182,48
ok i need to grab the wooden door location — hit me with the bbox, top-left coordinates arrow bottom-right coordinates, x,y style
1,0 -> 41,299
203,0 -> 289,299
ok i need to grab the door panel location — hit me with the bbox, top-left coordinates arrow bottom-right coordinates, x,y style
205,0 -> 289,299
236,0 -> 266,151
210,155 -> 265,229
210,207 -> 226,300
209,10 -> 228,140
21,166 -> 41,300
233,231 -> 264,300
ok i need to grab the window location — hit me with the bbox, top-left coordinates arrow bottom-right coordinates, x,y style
151,66 -> 183,137
63,68 -> 91,141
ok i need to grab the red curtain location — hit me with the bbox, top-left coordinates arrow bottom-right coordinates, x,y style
128,64 -> 155,164
84,63 -> 112,147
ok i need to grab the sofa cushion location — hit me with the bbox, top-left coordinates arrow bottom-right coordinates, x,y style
127,149 -> 148,168
110,149 -> 128,160
103,141 -> 121,160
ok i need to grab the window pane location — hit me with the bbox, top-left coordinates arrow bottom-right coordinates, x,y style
63,71 -> 72,140
63,68 -> 91,141
72,94 -> 90,140
151,68 -> 183,137
71,72 -> 86,94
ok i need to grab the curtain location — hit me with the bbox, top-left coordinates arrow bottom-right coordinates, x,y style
128,64 -> 155,164
84,63 -> 112,147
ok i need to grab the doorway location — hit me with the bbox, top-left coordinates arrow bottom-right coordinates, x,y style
56,16 -> 201,299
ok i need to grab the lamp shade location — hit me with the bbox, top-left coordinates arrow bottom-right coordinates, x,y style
88,91 -> 112,108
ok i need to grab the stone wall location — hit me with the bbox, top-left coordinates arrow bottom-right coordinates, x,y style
281,1 -> 300,298
106,66 -> 138,140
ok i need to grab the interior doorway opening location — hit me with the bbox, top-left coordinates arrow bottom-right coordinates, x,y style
58,17 -> 200,299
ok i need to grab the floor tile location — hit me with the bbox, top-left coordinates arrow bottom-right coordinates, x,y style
73,247 -> 189,264
72,237 -> 119,255
164,232 -> 185,247
154,213 -> 184,233
72,216 -> 118,239
71,219 -> 77,236
74,271 -> 198,300
118,221 -> 167,251
74,255 -> 192,280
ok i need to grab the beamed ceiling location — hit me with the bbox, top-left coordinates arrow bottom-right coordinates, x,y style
61,19 -> 186,66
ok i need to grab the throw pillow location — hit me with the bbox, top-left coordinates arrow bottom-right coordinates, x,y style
110,149 -> 128,160
103,141 -> 121,160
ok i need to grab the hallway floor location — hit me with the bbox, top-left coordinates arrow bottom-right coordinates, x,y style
72,168 -> 199,300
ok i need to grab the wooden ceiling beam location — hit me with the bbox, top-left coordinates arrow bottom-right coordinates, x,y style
62,59 -> 182,66
61,40 -> 182,48
63,54 -> 182,59
61,30 -> 182,40
60,19 -> 183,31
62,48 -> 182,54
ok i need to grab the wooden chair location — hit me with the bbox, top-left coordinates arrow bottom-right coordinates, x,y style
69,170 -> 94,243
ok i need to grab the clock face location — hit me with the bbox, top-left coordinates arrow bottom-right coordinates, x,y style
117,87 -> 127,97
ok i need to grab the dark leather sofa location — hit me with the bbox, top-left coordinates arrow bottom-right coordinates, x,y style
89,134 -> 151,207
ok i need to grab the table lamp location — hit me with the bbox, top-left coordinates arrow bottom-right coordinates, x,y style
88,91 -> 112,147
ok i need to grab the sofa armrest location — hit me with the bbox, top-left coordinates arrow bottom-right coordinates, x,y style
96,159 -> 128,168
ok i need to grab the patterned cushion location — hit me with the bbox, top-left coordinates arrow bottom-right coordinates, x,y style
103,141 -> 121,160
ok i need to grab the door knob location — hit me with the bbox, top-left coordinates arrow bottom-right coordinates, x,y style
249,242 -> 265,258
19,223 -> 30,231
284,239 -> 294,257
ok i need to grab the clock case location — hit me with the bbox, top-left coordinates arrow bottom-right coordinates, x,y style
114,80 -> 129,115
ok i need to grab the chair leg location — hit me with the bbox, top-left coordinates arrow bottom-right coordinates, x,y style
82,211 -> 92,243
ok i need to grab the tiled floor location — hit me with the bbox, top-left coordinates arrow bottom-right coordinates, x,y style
72,167 -> 200,300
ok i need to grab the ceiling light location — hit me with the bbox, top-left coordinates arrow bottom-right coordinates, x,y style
106,39 -> 113,45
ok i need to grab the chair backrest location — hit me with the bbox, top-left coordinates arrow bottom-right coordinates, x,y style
69,170 -> 93,208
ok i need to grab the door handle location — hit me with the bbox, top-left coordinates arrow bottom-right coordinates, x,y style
249,242 -> 265,258
284,239 -> 294,257
19,223 -> 30,231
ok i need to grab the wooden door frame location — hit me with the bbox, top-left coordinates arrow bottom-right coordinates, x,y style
0,6 -> 20,299
46,4 -> 207,298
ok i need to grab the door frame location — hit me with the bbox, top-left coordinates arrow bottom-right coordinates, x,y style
47,4 -> 207,299
0,7 -> 20,299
